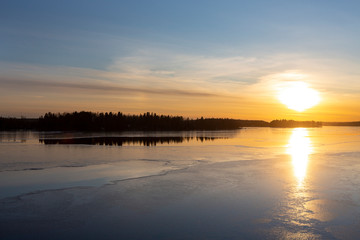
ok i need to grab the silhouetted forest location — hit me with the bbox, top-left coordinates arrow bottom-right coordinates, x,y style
39,136 -> 221,146
269,120 -> 322,128
0,117 -> 38,130
0,111 -> 341,132
37,112 -> 242,131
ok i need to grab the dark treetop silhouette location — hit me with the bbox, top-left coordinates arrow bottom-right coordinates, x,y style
39,136 -> 222,146
0,111 -> 329,131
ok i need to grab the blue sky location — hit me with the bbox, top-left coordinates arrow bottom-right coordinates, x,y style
1,0 -> 360,120
3,0 -> 359,68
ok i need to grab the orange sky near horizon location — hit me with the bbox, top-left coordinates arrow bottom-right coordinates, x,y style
0,63 -> 359,122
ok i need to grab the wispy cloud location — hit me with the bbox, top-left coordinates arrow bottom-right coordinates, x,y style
1,48 -> 360,120
0,77 -> 218,97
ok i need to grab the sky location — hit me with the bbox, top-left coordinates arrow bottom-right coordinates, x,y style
1,0 -> 360,121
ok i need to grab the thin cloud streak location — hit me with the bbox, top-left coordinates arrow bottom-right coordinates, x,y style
0,78 -> 218,97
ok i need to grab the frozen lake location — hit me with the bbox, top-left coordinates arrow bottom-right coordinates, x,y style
1,127 -> 360,239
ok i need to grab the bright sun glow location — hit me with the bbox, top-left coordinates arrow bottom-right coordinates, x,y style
278,82 -> 321,112
287,128 -> 312,185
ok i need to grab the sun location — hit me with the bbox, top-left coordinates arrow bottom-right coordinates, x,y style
278,82 -> 320,112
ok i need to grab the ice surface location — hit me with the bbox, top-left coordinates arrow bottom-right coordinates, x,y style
1,127 -> 360,239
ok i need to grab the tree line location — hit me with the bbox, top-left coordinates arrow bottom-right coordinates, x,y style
39,136 -> 219,146
269,119 -> 322,128
38,111 -> 242,131
0,111 -> 326,131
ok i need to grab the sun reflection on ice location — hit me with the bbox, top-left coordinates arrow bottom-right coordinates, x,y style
287,128 -> 312,186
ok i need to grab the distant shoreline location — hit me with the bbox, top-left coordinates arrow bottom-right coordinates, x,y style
1,111 -> 358,131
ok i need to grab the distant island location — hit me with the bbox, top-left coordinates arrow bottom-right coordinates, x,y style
322,121 -> 360,126
1,111 -> 358,131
